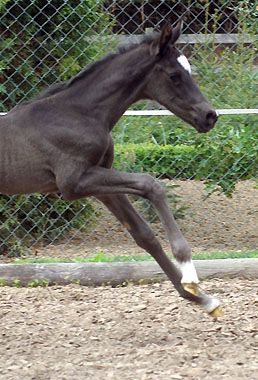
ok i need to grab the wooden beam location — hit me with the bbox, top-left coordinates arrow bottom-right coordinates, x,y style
118,33 -> 254,47
0,259 -> 257,286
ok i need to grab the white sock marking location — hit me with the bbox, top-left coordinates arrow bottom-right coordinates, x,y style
204,297 -> 220,313
177,54 -> 191,74
178,260 -> 199,284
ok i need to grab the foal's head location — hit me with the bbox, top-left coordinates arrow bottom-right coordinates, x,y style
143,21 -> 218,133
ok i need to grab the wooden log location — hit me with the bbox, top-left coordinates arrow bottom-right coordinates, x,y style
0,259 -> 257,286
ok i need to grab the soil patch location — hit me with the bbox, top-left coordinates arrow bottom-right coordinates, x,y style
0,278 -> 257,380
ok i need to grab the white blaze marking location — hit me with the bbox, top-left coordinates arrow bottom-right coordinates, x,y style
178,260 -> 199,284
177,54 -> 191,74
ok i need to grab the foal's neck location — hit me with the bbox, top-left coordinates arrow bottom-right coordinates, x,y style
66,45 -> 156,131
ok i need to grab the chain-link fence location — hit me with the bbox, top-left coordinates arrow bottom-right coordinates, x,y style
0,1 -> 257,260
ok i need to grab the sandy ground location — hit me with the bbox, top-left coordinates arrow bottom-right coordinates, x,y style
0,278 -> 257,380
1,181 -> 257,380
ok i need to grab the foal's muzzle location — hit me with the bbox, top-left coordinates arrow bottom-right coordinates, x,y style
194,106 -> 219,133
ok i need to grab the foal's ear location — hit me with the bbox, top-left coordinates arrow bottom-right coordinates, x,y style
150,21 -> 172,56
170,19 -> 184,45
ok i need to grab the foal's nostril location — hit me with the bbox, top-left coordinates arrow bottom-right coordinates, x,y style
206,110 -> 218,125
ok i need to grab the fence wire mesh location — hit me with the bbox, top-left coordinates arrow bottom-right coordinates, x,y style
0,1 -> 257,260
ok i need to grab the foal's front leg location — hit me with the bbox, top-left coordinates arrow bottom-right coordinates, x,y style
97,194 -> 222,316
97,194 -> 186,295
59,167 -> 223,316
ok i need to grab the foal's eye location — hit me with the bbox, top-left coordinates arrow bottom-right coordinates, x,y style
169,73 -> 181,85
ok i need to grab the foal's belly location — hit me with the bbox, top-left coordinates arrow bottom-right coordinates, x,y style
0,127 -> 59,195
0,160 -> 58,195
0,174 -> 59,195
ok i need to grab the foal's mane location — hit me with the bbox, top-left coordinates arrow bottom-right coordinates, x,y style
23,32 -> 159,105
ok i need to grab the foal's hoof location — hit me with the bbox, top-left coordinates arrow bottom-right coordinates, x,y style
209,305 -> 224,318
182,282 -> 199,296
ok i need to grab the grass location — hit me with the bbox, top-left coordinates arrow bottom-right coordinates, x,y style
12,250 -> 258,264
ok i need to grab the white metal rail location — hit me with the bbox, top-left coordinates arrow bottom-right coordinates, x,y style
1,109 -> 258,117
124,109 -> 258,116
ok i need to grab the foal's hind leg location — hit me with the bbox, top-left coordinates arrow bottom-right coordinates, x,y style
59,167 -> 223,316
96,194 -> 222,316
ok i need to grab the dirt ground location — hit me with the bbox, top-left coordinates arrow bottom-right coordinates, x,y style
1,181 -> 257,379
0,278 -> 257,380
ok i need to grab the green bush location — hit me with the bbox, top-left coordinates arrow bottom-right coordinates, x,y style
192,46 -> 257,110
0,193 -> 96,256
113,119 -> 258,196
0,0 -> 110,111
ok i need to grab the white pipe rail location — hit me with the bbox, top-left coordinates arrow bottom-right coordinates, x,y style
1,109 -> 258,117
124,109 -> 258,116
